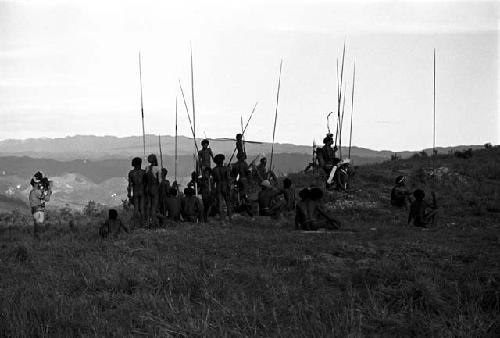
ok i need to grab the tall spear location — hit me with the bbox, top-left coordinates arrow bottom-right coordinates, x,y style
227,102 -> 258,165
269,59 -> 283,172
433,48 -> 436,171
348,62 -> 356,159
158,134 -> 163,171
175,97 -> 178,183
190,45 -> 197,173
334,42 -> 346,149
138,52 -> 146,157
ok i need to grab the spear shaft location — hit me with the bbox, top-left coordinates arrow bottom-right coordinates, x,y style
348,62 -> 355,159
175,98 -> 178,183
158,134 -> 163,171
138,52 -> 146,157
269,59 -> 283,172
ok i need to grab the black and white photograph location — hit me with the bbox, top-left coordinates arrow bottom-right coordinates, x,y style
0,0 -> 498,336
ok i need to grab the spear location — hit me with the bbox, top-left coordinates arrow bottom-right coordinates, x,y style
138,52 -> 146,157
348,62 -> 356,159
175,97 -> 178,183
334,41 -> 346,149
178,79 -> 199,153
190,45 -> 196,157
269,59 -> 283,172
158,134 -> 163,171
433,48 -> 436,173
339,79 -> 347,159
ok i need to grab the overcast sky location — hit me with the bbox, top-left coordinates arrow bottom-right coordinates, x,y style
0,0 -> 498,151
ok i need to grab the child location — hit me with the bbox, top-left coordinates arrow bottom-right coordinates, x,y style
127,157 -> 146,228
100,209 -> 128,238
159,168 -> 171,221
282,177 -> 296,212
408,189 -> 438,227
181,187 -> 204,222
295,188 -> 310,230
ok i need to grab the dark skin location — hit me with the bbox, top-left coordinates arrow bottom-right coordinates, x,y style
212,162 -> 232,219
165,195 -> 182,221
159,171 -> 171,217
127,165 -> 146,228
181,195 -> 204,222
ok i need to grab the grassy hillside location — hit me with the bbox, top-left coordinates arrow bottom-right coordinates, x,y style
0,146 -> 499,336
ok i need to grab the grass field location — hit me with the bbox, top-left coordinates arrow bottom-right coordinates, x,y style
1,147 -> 499,337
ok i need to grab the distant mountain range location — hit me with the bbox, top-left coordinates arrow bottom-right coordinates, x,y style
0,135 -> 487,209
0,135 -> 483,162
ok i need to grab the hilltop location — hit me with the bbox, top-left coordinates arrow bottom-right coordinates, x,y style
0,145 -> 499,336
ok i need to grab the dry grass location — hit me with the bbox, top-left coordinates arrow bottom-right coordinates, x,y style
0,147 -> 499,337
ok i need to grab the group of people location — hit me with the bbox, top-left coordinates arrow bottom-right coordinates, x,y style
126,137 -> 286,227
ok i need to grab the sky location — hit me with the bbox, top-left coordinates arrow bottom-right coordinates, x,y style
0,0 -> 498,151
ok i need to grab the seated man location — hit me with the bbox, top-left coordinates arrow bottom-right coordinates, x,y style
100,209 -> 128,238
408,189 -> 438,227
258,180 -> 284,218
295,188 -> 310,230
391,175 -> 411,209
181,187 -> 204,223
165,188 -> 182,221
305,187 -> 341,230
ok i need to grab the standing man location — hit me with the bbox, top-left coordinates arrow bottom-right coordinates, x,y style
145,154 -> 160,228
212,154 -> 232,220
29,171 -> 51,239
127,157 -> 146,228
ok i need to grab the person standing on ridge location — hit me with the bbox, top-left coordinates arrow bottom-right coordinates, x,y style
212,154 -> 232,220
198,139 -> 214,172
145,154 -> 160,228
127,157 -> 146,228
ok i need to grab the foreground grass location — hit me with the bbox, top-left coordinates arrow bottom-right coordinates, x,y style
1,209 -> 499,337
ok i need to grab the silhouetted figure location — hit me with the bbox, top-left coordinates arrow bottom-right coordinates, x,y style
295,188 -> 310,230
145,154 -> 160,228
282,178 -> 296,212
159,168 -> 171,224
181,187 -> 204,222
165,188 -> 182,221
391,175 -> 411,210
258,180 -> 284,218
212,154 -> 232,220
199,167 -> 215,222
127,157 -> 146,228
305,187 -> 341,230
198,139 -> 214,172
408,189 -> 438,227
100,209 -> 128,238
236,133 -> 246,160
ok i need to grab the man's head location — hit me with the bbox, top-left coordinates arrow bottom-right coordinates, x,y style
161,168 -> 168,179
283,178 -> 292,189
214,154 -> 225,166
147,154 -> 158,166
237,152 -> 247,161
309,187 -> 324,201
184,187 -> 196,196
261,180 -> 271,190
413,189 -> 425,201
201,139 -> 209,148
34,171 -> 44,182
131,157 -> 142,168
323,136 -> 333,146
298,188 -> 310,201
169,187 -> 178,196
108,208 -> 118,220
236,133 -> 242,140
260,157 -> 267,165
